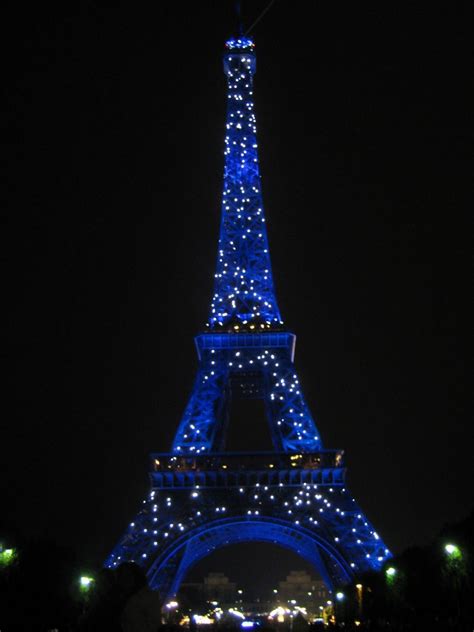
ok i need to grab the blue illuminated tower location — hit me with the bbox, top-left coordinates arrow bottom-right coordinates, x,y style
106,36 -> 391,596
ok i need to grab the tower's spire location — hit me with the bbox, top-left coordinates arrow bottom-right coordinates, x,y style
235,0 -> 244,36
207,37 -> 283,332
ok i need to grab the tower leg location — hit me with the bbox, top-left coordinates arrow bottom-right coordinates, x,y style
172,366 -> 229,454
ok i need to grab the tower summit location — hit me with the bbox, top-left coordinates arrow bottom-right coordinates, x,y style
209,37 -> 282,331
106,36 -> 391,597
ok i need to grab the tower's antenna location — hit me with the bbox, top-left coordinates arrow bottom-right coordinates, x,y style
244,0 -> 277,36
235,0 -> 244,36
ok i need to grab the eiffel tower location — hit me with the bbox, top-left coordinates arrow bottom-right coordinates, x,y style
105,35 -> 391,597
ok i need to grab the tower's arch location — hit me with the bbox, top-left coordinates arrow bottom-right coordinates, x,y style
147,517 -> 353,598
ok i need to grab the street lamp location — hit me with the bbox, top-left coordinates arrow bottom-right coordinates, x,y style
444,544 -> 461,558
385,567 -> 398,588
355,584 -> 363,616
323,600 -> 335,626
0,546 -> 16,567
335,592 -> 344,601
443,543 -> 464,626
79,576 -> 94,592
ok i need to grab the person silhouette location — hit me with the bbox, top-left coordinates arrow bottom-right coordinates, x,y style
116,562 -> 162,632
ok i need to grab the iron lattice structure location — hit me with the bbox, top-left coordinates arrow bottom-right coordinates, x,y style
106,37 -> 391,597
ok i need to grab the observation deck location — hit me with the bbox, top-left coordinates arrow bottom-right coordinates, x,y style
149,451 -> 345,489
195,331 -> 296,360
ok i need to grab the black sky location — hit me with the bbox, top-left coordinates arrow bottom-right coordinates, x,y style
2,1 -> 472,587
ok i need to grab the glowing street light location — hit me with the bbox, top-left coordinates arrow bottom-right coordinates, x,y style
228,608 -> 245,619
0,547 -> 16,567
79,576 -> 94,592
193,614 -> 213,625
355,583 -> 363,615
385,567 -> 397,577
335,592 -> 345,601
444,544 -> 461,558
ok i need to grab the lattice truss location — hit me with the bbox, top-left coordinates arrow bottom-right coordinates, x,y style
105,482 -> 389,596
172,343 -> 322,454
208,40 -> 282,330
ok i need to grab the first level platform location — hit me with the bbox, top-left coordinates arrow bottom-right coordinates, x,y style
149,451 -> 345,489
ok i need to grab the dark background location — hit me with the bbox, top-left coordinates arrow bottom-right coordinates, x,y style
3,1 -> 472,593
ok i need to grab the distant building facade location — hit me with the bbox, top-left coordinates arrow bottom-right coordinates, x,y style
204,572 -> 237,602
180,569 -> 329,615
180,572 -> 237,605
278,570 -> 329,610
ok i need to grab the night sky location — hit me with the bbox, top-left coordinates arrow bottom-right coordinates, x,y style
3,1 -> 472,592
